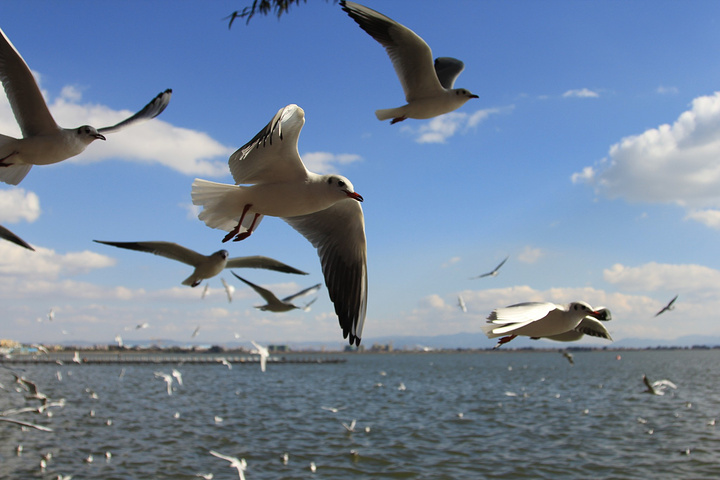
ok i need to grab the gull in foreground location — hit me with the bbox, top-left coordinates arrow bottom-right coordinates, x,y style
471,256 -> 509,279
232,273 -> 321,312
94,240 -> 306,287
0,224 -> 33,250
340,1 -> 478,123
209,450 -> 246,480
655,294 -> 678,317
482,301 -> 606,348
0,28 -> 171,185
192,104 -> 367,345
643,375 -> 677,396
251,340 -> 270,373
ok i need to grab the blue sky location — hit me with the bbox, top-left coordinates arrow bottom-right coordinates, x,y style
2,0 -> 720,348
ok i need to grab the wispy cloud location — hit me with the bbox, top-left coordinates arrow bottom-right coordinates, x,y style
403,106 -> 512,144
517,246 -> 543,263
656,85 -> 679,95
301,152 -> 362,173
0,243 -> 115,280
562,88 -> 600,98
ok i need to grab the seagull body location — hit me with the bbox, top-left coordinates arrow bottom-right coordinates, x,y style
94,240 -> 306,287
457,294 -> 467,313
541,316 -> 613,342
0,224 -> 33,250
643,374 -> 677,396
482,301 -> 606,348
655,295 -> 678,317
251,340 -> 269,372
340,1 -> 478,123
154,371 -> 174,395
209,450 -> 247,480
192,104 -> 367,345
232,272 -> 321,312
472,256 -> 509,279
0,27 -> 171,185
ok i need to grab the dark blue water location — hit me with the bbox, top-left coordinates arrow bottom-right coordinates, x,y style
2,350 -> 719,479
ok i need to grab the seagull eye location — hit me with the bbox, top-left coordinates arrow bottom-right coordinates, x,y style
338,180 -> 346,188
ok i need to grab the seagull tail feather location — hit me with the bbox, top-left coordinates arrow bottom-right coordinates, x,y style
191,178 -> 256,233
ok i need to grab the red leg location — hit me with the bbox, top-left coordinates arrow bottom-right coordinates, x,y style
390,116 -> 407,125
222,204 -> 252,243
232,213 -> 260,242
493,334 -> 517,349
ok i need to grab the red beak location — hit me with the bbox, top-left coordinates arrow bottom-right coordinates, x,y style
345,191 -> 364,202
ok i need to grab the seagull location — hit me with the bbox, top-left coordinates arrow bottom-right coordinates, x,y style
471,256 -> 509,279
0,417 -> 52,432
93,240 -> 307,287
154,371 -> 174,395
218,357 -> 232,370
191,104 -> 367,346
209,450 -> 247,480
340,1 -> 478,124
251,340 -> 269,372
643,374 -> 677,396
321,406 -> 347,413
232,273 -> 321,312
0,27 -> 171,185
171,369 -> 183,387
191,326 -> 201,338
0,224 -> 33,250
655,294 -> 678,317
482,301 -> 606,348
341,419 -> 357,432
114,335 -> 123,348
221,277 -> 234,303
135,322 -> 149,330
201,284 -> 210,299
72,351 -> 81,364
457,294 -> 467,313
562,352 -> 574,365
47,308 -> 55,321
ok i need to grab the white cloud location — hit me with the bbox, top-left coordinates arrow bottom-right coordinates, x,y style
0,82 -> 233,178
404,106 -> 511,144
517,246 -> 543,263
656,85 -> 679,95
574,92 -> 720,226
0,188 -> 40,223
0,243 -> 115,280
301,152 -> 362,173
603,262 -> 720,293
562,88 -> 600,98
441,256 -> 461,268
685,208 -> 720,229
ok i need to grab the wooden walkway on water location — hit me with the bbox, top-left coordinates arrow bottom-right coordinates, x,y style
0,353 -> 346,366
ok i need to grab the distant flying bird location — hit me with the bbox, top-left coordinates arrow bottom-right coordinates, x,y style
171,369 -> 183,387
341,419 -> 357,433
643,375 -> 677,396
201,284 -> 210,299
562,352 -> 574,365
251,340 -> 270,372
457,294 -> 467,313
191,104 -> 367,346
154,371 -> 174,395
191,326 -> 201,338
232,273 -> 321,312
209,450 -> 247,480
655,295 -> 678,317
47,308 -> 55,322
135,322 -> 149,330
539,307 -> 613,342
340,1 -> 478,123
482,301 -> 606,349
218,357 -> 232,370
0,27 -> 171,185
321,406 -> 347,413
471,256 -> 509,279
0,224 -> 33,250
0,417 -> 53,432
221,277 -> 234,303
72,351 -> 81,364
94,240 -> 307,287
114,335 -> 123,347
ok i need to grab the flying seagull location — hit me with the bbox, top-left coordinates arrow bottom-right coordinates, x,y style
340,1 -> 478,123
471,256 -> 509,279
221,277 -> 234,303
0,27 -> 171,185
654,295 -> 678,317
209,450 -> 247,480
457,294 -> 467,313
482,301 -> 606,348
250,340 -> 270,373
232,272 -> 321,312
643,374 -> 677,396
192,104 -> 367,345
94,240 -> 306,287
0,224 -> 33,250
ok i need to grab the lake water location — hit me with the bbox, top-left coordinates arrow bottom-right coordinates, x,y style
2,350 -> 719,479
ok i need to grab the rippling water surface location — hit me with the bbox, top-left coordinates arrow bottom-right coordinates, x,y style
2,350 -> 720,479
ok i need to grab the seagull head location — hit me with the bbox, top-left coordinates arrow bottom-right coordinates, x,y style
454,88 -> 479,100
214,249 -> 230,260
76,125 -> 106,142
327,175 -> 363,202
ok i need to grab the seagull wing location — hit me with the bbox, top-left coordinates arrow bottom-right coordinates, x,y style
282,283 -> 322,303
0,224 -> 34,250
434,57 -> 465,89
221,277 -> 234,303
574,317 -> 613,340
341,1 -> 443,101
283,199 -> 367,346
231,272 -> 284,307
0,27 -> 57,136
94,240 -> 205,267
225,255 -> 308,275
487,302 -> 557,324
228,104 -> 307,185
0,417 -> 53,432
97,89 -> 172,134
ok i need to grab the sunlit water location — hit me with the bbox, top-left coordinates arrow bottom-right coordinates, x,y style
2,350 -> 720,479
